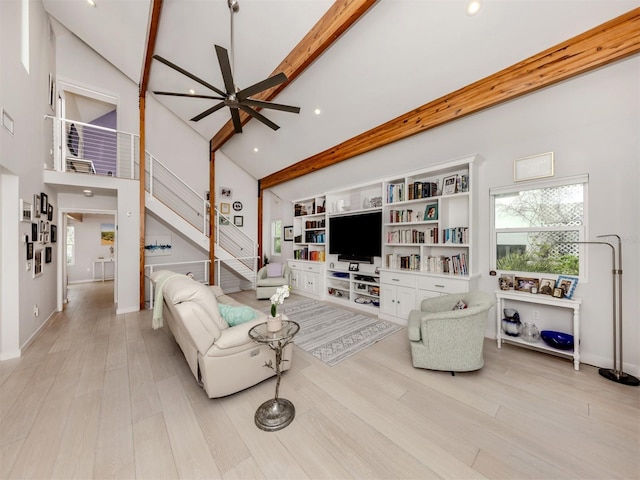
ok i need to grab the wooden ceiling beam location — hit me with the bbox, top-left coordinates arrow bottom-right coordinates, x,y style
260,7 -> 640,190
209,0 -> 378,152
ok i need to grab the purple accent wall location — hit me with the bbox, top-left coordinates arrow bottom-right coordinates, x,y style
85,110 -> 117,175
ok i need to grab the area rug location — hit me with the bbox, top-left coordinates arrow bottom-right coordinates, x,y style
272,300 -> 403,366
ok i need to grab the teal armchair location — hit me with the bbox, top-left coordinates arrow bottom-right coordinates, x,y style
407,291 -> 495,373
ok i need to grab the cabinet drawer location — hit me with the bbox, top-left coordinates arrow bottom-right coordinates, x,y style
380,271 -> 416,288
417,276 -> 468,293
289,261 -> 322,274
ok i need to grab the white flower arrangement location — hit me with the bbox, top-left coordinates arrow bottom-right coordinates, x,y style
270,285 -> 291,317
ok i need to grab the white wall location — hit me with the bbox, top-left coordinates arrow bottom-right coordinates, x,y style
0,0 -> 58,356
265,57 -> 640,374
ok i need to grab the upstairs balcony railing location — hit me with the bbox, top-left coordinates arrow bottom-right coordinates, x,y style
48,116 -> 139,179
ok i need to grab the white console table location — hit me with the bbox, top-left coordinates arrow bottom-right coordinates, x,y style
93,258 -> 114,281
495,290 -> 582,370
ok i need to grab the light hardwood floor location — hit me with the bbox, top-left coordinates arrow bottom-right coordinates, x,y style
1,281 -> 638,479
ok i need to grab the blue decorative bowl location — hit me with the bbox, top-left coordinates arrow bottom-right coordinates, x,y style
540,330 -> 574,350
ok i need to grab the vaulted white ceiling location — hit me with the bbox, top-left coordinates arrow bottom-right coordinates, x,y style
43,0 -> 637,199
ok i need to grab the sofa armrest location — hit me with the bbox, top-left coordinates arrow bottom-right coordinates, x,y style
214,316 -> 268,349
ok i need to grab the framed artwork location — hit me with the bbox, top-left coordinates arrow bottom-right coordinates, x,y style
283,225 -> 294,241
556,275 -> 578,299
232,201 -> 243,211
219,187 -> 232,198
348,262 -> 359,272
20,200 -> 33,222
144,234 -> 172,256
220,203 -> 231,214
47,204 -> 53,221
538,278 -> 555,295
233,215 -> 243,227
33,249 -> 43,278
499,274 -> 514,290
51,224 -> 57,243
424,203 -> 438,221
514,152 -> 554,182
219,216 -> 229,225
101,224 -> 115,246
45,246 -> 52,263
553,287 -> 564,298
442,175 -> 458,195
515,276 -> 539,293
40,193 -> 48,215
26,242 -> 34,260
34,194 -> 41,218
31,222 -> 38,241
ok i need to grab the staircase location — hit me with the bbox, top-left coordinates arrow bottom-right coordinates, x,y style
49,117 -> 259,290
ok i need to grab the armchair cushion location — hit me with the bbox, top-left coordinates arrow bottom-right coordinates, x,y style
267,262 -> 283,277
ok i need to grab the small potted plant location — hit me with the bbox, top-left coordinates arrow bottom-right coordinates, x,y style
268,285 -> 290,332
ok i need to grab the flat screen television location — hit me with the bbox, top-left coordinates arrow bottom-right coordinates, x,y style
329,211 -> 382,263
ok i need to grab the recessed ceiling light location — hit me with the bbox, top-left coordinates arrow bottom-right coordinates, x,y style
314,108 -> 322,115
253,147 -> 259,153
189,89 -> 195,95
87,0 -> 96,7
466,0 -> 482,16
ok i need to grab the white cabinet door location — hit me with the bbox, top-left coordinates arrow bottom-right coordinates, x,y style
303,271 -> 320,296
379,284 -> 398,317
396,286 -> 417,319
380,284 -> 416,319
290,269 -> 301,291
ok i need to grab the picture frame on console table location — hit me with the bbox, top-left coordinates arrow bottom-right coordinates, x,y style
348,262 -> 359,272
556,275 -> 578,299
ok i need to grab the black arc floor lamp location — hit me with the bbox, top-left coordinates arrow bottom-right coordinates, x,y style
566,235 -> 639,386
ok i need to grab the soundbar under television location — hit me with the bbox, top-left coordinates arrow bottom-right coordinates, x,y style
329,211 -> 382,264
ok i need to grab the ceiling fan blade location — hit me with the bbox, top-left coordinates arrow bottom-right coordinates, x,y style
153,55 -> 227,98
154,91 -> 225,101
230,108 -> 242,133
236,72 -> 288,101
238,104 -> 280,131
214,45 -> 237,96
190,101 -> 226,122
241,98 -> 300,114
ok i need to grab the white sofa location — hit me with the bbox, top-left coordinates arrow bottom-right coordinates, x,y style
151,271 -> 292,398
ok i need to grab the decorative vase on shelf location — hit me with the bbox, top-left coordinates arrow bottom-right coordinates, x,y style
521,322 -> 540,343
267,314 -> 282,332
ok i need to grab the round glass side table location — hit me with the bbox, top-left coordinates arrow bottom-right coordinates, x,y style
248,319 -> 300,431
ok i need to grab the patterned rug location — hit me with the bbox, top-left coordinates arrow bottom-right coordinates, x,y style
274,300 -> 403,366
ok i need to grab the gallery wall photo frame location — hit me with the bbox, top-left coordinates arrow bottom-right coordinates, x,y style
283,225 -> 294,241
33,249 -> 43,278
51,224 -> 57,243
20,199 -> 33,222
220,202 -> 231,214
40,193 -> 48,216
31,222 -> 38,241
26,242 -> 34,260
34,194 -> 41,218
45,246 -> 52,264
233,215 -> 243,227
513,152 -> 554,182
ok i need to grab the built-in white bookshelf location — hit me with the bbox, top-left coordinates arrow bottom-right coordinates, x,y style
292,195 -> 326,262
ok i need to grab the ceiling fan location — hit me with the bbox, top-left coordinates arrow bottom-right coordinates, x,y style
152,0 -> 300,133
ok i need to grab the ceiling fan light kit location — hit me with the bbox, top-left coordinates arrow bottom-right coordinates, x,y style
152,0 -> 300,134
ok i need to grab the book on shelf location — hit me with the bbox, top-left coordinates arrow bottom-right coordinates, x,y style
407,181 -> 439,200
386,183 -> 405,203
423,253 -> 468,275
442,226 -> 468,244
387,227 -> 438,244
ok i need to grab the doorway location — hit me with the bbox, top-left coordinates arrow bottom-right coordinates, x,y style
61,210 -> 117,308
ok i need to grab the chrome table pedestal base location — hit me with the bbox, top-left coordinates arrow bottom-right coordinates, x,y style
254,398 -> 295,432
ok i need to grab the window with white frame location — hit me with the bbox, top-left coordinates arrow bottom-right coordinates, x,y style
490,175 -> 587,278
66,225 -> 75,265
271,219 -> 282,256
